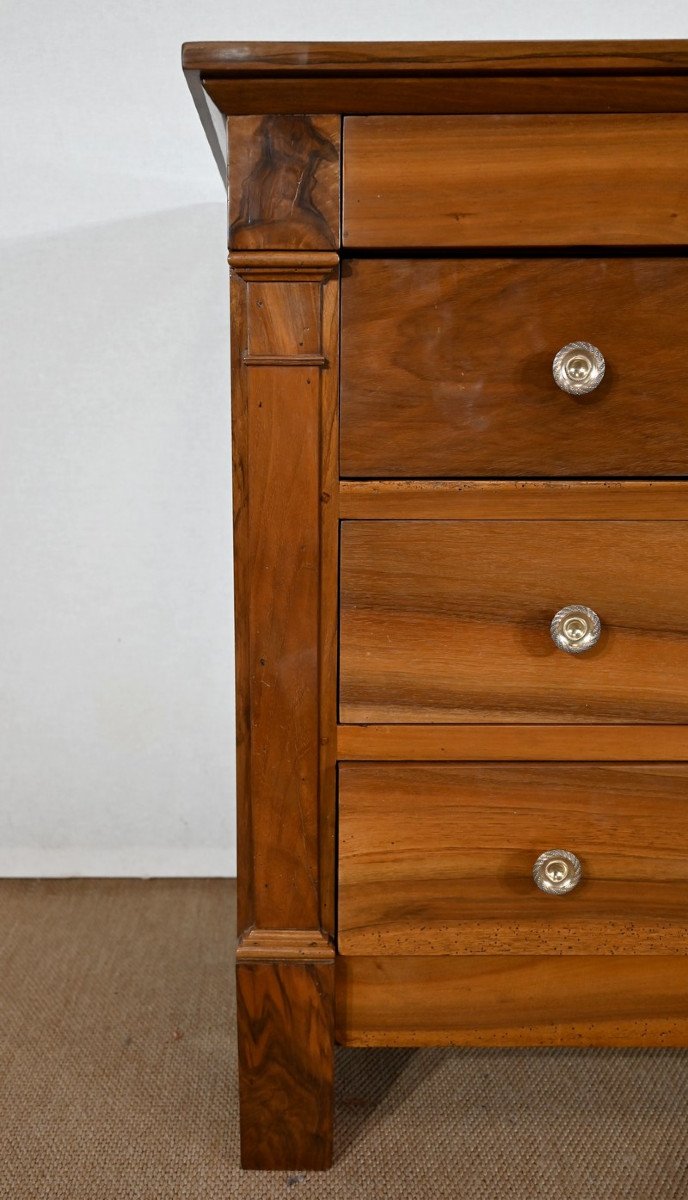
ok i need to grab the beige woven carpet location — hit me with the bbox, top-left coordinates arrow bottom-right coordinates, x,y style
2,880 -> 688,1200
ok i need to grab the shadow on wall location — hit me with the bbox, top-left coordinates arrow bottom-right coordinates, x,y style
0,204 -> 237,877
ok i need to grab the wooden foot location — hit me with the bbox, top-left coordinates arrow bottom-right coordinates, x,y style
236,959 -> 335,1170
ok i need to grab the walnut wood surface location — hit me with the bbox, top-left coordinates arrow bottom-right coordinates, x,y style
338,481 -> 688,520
338,763 -> 688,956
237,961 -> 334,1169
343,116 -> 688,247
183,40 -> 688,73
231,251 -> 339,1169
185,44 -> 688,163
228,115 -> 340,250
336,955 -> 688,1046
183,47 -> 688,1164
231,253 -> 338,935
337,724 -> 688,761
340,519 -> 688,724
341,257 -> 688,478
204,75 -> 688,119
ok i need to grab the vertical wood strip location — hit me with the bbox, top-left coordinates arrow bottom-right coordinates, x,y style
318,274 -> 340,936
231,257 -> 339,936
247,363 -> 321,929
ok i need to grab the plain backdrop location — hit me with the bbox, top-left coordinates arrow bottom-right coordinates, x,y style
3,2 -> 688,877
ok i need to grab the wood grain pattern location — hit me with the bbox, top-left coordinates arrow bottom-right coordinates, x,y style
318,258 -> 340,936
343,115 -> 688,247
184,42 -> 688,174
231,251 -> 339,1170
183,40 -> 688,74
338,480 -> 688,518
203,75 -> 688,119
238,928 -> 333,960
339,481 -> 688,521
230,253 -> 338,934
336,954 -> 688,1047
337,724 -> 688,761
341,258 -> 688,478
340,519 -> 688,724
184,45 -> 688,1162
237,961 -> 334,1169
228,115 -> 340,250
338,762 -> 688,956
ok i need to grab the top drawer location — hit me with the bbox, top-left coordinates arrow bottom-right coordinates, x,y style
343,115 -> 688,247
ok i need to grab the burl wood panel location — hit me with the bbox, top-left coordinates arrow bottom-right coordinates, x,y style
228,115 -> 340,250
231,254 -> 339,934
340,519 -> 688,724
237,961 -> 334,1169
338,763 -> 688,956
341,257 -> 688,478
343,114 -> 688,247
336,955 -> 688,1047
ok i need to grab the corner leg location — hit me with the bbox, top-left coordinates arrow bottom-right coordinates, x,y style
236,959 -> 334,1170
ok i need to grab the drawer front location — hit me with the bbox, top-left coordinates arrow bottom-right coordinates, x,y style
339,519 -> 688,724
341,257 -> 688,478
338,763 -> 688,955
343,114 -> 688,247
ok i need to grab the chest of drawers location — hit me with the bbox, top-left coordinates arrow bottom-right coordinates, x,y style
182,40 -> 688,1170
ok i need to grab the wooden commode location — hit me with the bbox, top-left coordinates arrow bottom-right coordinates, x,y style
182,41 -> 688,1170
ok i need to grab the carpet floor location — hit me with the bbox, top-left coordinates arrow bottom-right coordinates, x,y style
2,879 -> 688,1199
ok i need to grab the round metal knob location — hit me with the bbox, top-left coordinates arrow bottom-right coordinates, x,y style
533,849 -> 582,895
550,604 -> 601,654
552,341 -> 605,395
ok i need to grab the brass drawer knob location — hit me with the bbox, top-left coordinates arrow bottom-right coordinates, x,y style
550,604 -> 601,654
552,341 -> 605,395
533,849 -> 582,895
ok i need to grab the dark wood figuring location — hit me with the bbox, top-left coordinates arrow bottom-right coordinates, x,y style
228,115 -> 340,250
339,481 -> 688,520
340,519 -> 688,724
343,116 -> 688,247
336,955 -> 688,1047
341,257 -> 688,478
237,961 -> 334,1169
339,763 -> 688,956
337,724 -> 688,761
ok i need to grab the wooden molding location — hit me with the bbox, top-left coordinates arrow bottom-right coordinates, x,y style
183,41 -> 688,75
237,928 -> 335,962
230,250 -> 339,282
338,481 -> 688,521
337,724 -> 688,761
243,353 -> 327,367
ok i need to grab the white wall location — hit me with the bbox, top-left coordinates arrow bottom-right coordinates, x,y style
2,2 -> 688,877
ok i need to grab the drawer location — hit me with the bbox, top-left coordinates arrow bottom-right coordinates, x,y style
339,519 -> 688,724
342,114 -> 688,247
340,257 -> 688,478
338,763 -> 688,955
